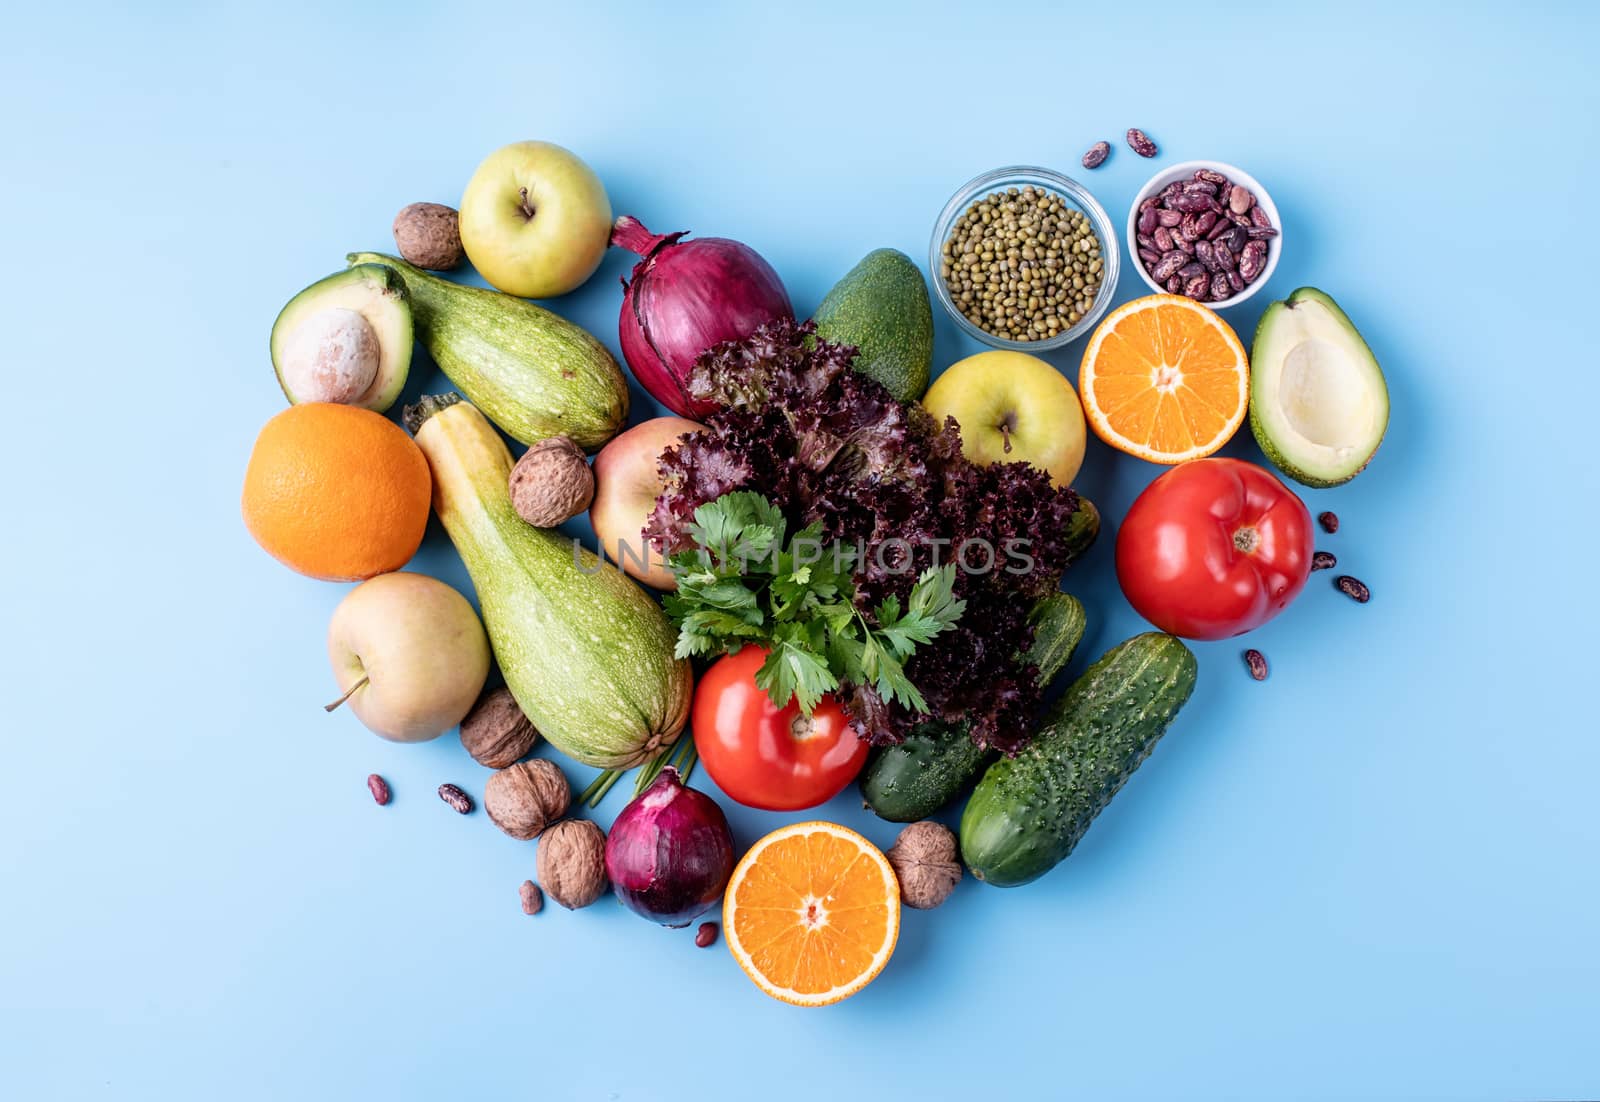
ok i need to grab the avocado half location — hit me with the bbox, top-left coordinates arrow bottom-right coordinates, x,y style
1248,287 -> 1389,487
270,264 -> 413,413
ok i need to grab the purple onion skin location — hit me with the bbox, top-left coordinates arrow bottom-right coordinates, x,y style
613,215 -> 793,419
604,766 -> 735,927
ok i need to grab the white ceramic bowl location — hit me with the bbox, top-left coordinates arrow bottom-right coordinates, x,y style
1126,159 -> 1282,308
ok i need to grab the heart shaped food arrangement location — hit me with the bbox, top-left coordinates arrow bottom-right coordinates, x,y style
245,132 -> 1391,1005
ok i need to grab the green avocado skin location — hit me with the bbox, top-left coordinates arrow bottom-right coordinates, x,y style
960,633 -> 1197,887
860,594 -> 1086,822
812,248 -> 934,403
1248,286 -> 1388,489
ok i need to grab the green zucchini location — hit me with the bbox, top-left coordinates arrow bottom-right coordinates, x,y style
860,593 -> 1086,822
960,632 -> 1197,887
406,394 -> 691,769
348,252 -> 628,449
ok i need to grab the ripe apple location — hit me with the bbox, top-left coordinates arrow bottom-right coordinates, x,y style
591,416 -> 705,590
326,572 -> 491,742
458,141 -> 613,299
922,350 -> 1087,487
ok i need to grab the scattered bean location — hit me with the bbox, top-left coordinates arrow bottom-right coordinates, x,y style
367,774 -> 391,806
1335,575 -> 1371,603
1243,649 -> 1269,681
1082,141 -> 1111,169
695,921 -> 719,948
1318,511 -> 1339,533
1311,550 -> 1337,571
438,783 -> 474,814
1127,128 -> 1159,157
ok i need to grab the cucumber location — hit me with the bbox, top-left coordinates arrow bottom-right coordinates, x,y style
406,394 -> 691,769
860,593 -> 1086,822
348,252 -> 628,449
1062,495 -> 1101,564
960,632 -> 1197,887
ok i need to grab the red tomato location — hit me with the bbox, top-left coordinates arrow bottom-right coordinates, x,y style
1115,458 -> 1314,640
692,647 -> 869,811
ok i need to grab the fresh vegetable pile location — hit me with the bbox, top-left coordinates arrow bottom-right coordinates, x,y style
243,133 -> 1391,1008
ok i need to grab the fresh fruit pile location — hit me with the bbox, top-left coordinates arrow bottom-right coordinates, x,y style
244,135 -> 1390,1006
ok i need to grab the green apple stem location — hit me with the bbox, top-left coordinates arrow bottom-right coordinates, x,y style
324,675 -> 369,713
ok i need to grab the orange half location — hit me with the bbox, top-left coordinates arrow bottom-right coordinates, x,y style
1078,294 -> 1249,463
724,821 -> 900,1007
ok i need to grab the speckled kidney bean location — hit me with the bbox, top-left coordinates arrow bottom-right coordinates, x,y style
1137,232 -> 1156,251
1206,216 -> 1231,241
1137,205 -> 1158,234
1178,261 -> 1207,281
1183,273 -> 1211,298
1251,204 -> 1273,228
1127,128 -> 1159,157
1172,191 -> 1213,213
1153,226 -> 1174,251
1195,239 -> 1219,272
1213,242 -> 1235,270
1229,185 -> 1255,214
1224,224 -> 1250,253
1194,168 -> 1227,186
1139,247 -> 1162,267
1165,274 -> 1184,293
1156,209 -> 1182,228
1210,271 -> 1230,300
1082,140 -> 1111,169
1170,233 -> 1195,256
1151,250 -> 1189,281
1227,269 -> 1245,293
1239,239 -> 1267,282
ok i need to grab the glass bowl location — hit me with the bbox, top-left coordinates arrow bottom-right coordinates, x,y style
928,165 -> 1119,352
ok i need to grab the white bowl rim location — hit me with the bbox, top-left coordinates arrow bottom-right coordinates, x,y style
1125,159 -> 1282,308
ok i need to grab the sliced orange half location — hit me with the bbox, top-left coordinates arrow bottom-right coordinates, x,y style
1079,294 -> 1249,463
724,821 -> 900,1007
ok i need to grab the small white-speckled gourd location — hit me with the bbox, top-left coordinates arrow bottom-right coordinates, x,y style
407,394 -> 691,768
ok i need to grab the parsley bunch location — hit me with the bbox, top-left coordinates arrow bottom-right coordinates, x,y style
664,492 -> 964,716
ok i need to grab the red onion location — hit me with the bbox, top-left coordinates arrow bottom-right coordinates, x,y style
612,215 -> 793,418
604,766 -> 735,927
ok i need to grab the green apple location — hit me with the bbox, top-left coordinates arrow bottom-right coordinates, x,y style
458,141 -> 612,299
590,416 -> 705,590
326,572 -> 491,742
923,350 -> 1087,487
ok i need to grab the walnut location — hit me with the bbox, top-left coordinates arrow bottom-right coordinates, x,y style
392,202 -> 464,270
508,436 -> 594,528
460,687 -> 539,768
885,821 -> 962,910
536,819 -> 608,909
484,759 -> 570,840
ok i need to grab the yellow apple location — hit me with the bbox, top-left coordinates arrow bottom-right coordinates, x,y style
590,416 -> 705,589
923,350 -> 1087,486
458,141 -> 612,298
326,573 -> 491,742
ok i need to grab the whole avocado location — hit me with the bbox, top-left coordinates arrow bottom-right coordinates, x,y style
812,248 -> 934,402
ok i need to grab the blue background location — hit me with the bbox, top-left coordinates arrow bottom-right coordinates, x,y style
3,2 -> 1595,1099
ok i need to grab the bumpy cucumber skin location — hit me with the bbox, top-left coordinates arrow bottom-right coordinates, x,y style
860,594 -> 1086,822
960,633 -> 1197,887
1062,495 -> 1100,564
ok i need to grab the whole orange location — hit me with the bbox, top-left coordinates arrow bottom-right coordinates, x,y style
242,403 -> 431,581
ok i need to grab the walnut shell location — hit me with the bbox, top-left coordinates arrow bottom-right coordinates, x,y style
537,819 -> 608,909
460,687 -> 539,768
484,759 -> 570,840
886,821 -> 962,910
508,436 -> 594,528
392,202 -> 464,270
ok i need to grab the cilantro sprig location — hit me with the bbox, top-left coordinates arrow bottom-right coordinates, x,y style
663,492 -> 964,715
